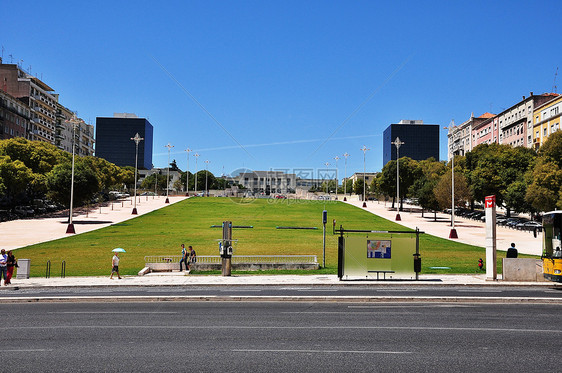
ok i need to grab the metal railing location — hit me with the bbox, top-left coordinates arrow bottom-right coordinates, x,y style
144,255 -> 317,265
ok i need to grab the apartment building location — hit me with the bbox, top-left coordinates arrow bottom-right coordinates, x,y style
446,113 -> 493,160
532,95 -> 562,150
0,58 -> 57,143
497,92 -> 557,148
472,115 -> 499,147
0,89 -> 31,140
54,102 -> 95,156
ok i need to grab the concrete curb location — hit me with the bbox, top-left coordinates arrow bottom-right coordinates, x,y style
1,295 -> 562,304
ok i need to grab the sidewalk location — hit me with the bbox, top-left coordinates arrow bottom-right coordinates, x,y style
7,272 -> 558,288
346,200 -> 542,256
1,195 -> 187,250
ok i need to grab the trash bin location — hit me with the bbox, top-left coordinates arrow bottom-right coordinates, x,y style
16,259 -> 30,279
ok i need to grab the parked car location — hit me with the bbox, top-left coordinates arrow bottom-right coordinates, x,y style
14,205 -> 35,217
506,218 -> 525,228
516,221 -> 542,232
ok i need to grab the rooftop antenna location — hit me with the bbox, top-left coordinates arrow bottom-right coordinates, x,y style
552,67 -> 558,94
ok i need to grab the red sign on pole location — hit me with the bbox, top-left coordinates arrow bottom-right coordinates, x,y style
485,195 -> 496,209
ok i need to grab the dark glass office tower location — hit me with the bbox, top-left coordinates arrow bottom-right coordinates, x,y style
383,120 -> 439,166
95,116 -> 153,169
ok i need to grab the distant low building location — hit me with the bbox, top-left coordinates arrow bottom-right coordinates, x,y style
348,172 -> 378,185
235,170 -> 296,195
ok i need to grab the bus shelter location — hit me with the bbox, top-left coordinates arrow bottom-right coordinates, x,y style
336,226 -> 422,281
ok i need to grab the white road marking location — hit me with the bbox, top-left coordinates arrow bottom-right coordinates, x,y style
282,311 -> 417,314
4,349 -> 52,352
458,290 -> 503,293
232,349 -> 412,354
47,311 -> 178,315
348,304 -> 474,309
12,325 -> 562,333
297,289 -> 338,292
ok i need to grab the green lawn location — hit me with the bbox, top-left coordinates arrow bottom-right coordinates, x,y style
15,197 -> 532,277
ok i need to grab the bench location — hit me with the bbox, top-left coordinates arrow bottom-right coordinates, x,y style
367,270 -> 395,280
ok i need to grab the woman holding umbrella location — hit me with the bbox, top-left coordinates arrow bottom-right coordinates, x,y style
110,248 -> 125,279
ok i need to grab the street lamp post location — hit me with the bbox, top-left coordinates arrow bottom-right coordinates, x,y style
154,170 -> 158,199
360,146 -> 370,208
194,153 -> 200,196
391,137 -> 405,221
445,120 -> 458,239
164,143 -> 174,203
343,152 -> 350,201
131,133 -> 144,215
66,116 -> 79,234
185,148 -> 192,196
204,160 -> 210,196
324,162 -> 330,197
334,156 -> 340,200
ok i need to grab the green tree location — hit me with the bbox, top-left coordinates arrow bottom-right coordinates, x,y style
465,143 -> 536,215
434,170 -> 471,211
0,137 -> 66,174
525,132 -> 562,211
140,173 -> 168,192
0,155 -> 34,205
46,162 -> 99,206
353,178 -> 365,197
409,158 -> 446,219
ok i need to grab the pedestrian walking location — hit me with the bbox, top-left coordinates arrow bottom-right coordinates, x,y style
110,252 -> 122,279
179,243 -> 189,271
5,250 -> 17,285
187,245 -> 197,272
0,249 -> 7,286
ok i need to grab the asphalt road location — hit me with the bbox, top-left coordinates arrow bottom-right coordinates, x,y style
2,301 -> 561,372
1,285 -> 562,302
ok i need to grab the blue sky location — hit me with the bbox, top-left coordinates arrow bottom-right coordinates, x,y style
2,0 -> 561,178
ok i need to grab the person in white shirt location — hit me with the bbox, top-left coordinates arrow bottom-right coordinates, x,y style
0,249 -> 7,285
110,253 -> 121,279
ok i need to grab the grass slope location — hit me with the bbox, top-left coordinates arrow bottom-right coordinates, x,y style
14,197 -> 529,276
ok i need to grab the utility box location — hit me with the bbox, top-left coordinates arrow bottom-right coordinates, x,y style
16,259 -> 30,279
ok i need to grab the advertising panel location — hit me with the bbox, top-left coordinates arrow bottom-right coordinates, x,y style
343,235 -> 416,279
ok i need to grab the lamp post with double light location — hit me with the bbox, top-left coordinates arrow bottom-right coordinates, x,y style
360,146 -> 370,208
343,152 -> 350,201
444,120 -> 458,239
185,148 -> 192,196
164,143 -> 174,203
391,137 -> 404,221
131,133 -> 144,215
333,156 -> 340,200
66,115 -> 80,234
324,162 -> 330,197
204,160 -> 210,196
194,153 -> 200,196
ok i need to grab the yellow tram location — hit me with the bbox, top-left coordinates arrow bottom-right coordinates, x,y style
542,211 -> 562,282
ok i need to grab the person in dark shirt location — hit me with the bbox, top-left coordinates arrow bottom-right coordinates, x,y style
506,243 -> 518,258
187,246 -> 197,272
